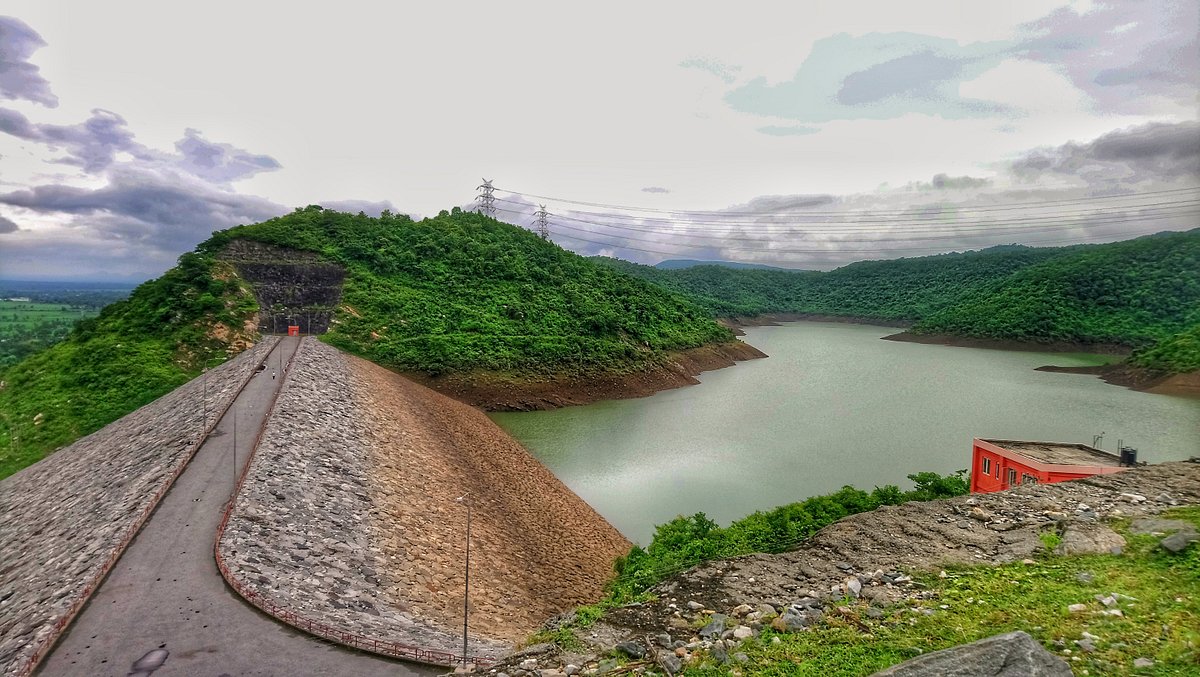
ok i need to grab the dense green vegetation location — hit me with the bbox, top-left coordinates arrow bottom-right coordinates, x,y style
599,229 -> 1200,358
677,507 -> 1200,676
597,245 -> 1066,320
913,230 -> 1200,346
209,206 -> 730,376
591,471 -> 968,606
0,255 -> 258,479
0,207 -> 731,478
0,285 -> 132,366
0,301 -> 98,367
1130,325 -> 1200,374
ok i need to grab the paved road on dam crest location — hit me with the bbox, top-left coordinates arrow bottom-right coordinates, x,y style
41,336 -> 435,677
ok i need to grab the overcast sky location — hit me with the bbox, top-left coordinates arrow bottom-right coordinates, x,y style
0,1 -> 1197,280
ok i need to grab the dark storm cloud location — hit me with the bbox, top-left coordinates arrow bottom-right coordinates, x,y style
737,194 -> 836,213
0,214 -> 18,233
174,129 -> 282,184
0,107 -> 147,172
926,174 -> 992,191
1018,0 -> 1199,112
0,165 -> 285,251
0,16 -> 58,107
1011,121 -> 1200,187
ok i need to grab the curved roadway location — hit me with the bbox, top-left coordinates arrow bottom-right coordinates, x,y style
40,336 -> 436,677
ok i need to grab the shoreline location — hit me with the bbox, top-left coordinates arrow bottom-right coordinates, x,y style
403,317 -> 1197,410
879,330 -> 1133,356
720,312 -> 913,334
407,339 -> 768,412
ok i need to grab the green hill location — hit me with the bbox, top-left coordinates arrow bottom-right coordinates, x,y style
206,206 -> 730,375
597,245 -> 1067,319
598,230 -> 1200,348
912,230 -> 1200,345
1129,324 -> 1200,374
0,254 -> 260,477
0,207 -> 731,479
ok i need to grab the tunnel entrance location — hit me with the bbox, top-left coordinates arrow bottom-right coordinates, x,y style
219,240 -> 346,335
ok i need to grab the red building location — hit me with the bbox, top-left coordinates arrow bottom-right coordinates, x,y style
970,438 -> 1132,493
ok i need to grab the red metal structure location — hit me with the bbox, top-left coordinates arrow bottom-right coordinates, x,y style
287,325 -> 300,336
970,438 -> 1130,494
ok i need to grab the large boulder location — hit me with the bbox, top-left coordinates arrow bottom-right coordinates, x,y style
1054,524 -> 1125,556
869,631 -> 1071,676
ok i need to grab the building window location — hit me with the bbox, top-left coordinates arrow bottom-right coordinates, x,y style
1008,469 -> 1018,485
982,457 -> 991,475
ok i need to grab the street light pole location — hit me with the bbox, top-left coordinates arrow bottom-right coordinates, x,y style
455,493 -> 472,666
231,408 -> 237,501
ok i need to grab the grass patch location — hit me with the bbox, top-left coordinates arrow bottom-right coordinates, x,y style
681,508 -> 1200,676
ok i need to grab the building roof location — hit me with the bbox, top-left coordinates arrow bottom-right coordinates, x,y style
980,439 -> 1124,468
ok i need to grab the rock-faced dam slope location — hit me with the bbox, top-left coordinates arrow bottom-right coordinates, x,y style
0,339 -> 276,676
219,338 -> 631,657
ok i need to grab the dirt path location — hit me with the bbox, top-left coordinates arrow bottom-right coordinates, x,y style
38,337 -> 433,677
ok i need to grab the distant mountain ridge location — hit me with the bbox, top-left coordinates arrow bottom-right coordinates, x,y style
598,229 -> 1200,372
652,259 -> 802,272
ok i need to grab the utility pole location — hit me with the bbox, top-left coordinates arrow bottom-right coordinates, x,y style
231,408 -> 237,501
476,179 -> 496,219
533,204 -> 550,240
455,493 -> 472,665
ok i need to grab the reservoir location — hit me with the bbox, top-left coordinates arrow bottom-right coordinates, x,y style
491,322 -> 1200,545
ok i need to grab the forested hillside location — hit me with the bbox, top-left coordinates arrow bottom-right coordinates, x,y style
597,245 -> 1066,319
598,230 -> 1200,352
1,207 -> 732,478
208,206 -> 730,375
913,229 -> 1200,346
0,255 -> 259,478
1129,325 -> 1200,374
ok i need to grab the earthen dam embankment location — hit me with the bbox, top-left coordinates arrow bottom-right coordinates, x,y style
219,338 -> 631,658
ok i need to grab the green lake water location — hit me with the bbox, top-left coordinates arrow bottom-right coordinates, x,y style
490,322 -> 1200,544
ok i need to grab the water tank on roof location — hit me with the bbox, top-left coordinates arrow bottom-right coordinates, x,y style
1119,446 -> 1138,467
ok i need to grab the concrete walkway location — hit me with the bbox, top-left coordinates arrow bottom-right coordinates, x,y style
40,337 -> 435,677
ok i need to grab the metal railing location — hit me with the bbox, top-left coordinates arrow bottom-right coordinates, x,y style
212,338 -> 494,669
14,339 -> 281,677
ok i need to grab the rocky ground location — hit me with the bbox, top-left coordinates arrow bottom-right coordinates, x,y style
471,460 -> 1200,677
409,341 -> 765,412
0,339 -> 275,677
220,339 -> 630,661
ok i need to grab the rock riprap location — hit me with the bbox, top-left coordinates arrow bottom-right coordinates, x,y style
219,339 -> 628,659
0,339 -> 275,677
469,460 -> 1200,677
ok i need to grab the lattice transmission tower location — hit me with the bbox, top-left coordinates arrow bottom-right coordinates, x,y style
476,178 -> 496,218
533,204 -> 550,240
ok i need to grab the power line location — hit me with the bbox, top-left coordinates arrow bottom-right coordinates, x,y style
492,203 -> 1200,242
542,219 -> 1180,256
491,194 -> 1200,229
495,185 -> 1200,218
